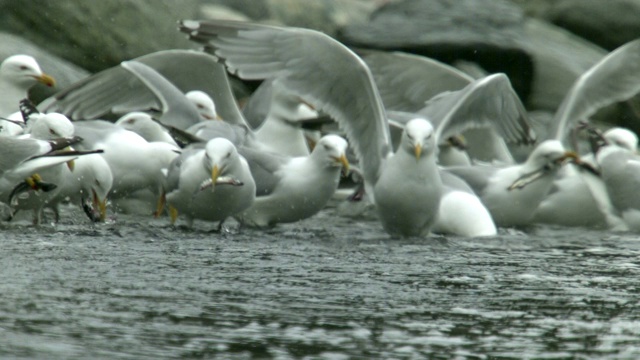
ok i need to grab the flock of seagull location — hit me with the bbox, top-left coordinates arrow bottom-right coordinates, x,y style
1,19 -> 640,238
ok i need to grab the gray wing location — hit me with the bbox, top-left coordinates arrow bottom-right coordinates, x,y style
421,73 -> 535,146
439,169 -> 476,195
40,50 -> 248,126
600,150 -> 640,212
551,39 -> 640,141
165,146 -> 204,193
179,20 -> 392,189
38,62 -> 156,120
241,78 -> 274,129
72,120 -> 121,150
237,145 -> 288,197
443,165 -> 500,195
0,137 -> 47,176
120,61 -> 200,130
363,51 -> 474,112
186,120 -> 251,148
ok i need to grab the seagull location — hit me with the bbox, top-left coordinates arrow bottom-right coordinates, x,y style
164,137 -> 255,229
178,20 -> 453,236
242,78 -> 322,157
447,140 -> 579,228
532,39 -> 640,229
433,170 -> 497,237
185,90 -> 219,120
0,54 -> 55,117
252,79 -> 315,157
0,135 -> 84,181
533,127 -> 638,229
72,120 -> 180,214
39,50 -> 246,128
234,134 -> 349,227
595,140 -> 640,231
114,112 -> 179,146
46,153 -> 114,222
7,112 -> 95,224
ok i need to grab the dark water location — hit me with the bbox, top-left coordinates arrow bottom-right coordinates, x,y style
2,204 -> 640,359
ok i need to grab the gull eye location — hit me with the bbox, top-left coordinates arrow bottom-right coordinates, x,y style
322,144 -> 331,151
19,65 -> 28,71
197,104 -> 204,109
407,134 -> 414,140
225,152 -> 231,159
95,179 -> 101,187
49,128 -> 57,136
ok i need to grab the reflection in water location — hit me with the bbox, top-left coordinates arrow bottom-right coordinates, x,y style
1,205 -> 639,358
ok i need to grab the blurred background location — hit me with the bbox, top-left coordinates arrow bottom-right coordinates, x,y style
1,0 -> 639,132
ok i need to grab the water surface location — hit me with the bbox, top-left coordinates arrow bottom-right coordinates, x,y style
1,205 -> 640,359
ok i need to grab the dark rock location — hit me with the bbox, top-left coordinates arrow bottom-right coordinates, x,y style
209,0 -> 376,37
338,0 -> 535,103
0,0 -> 201,73
338,0 -> 612,116
0,32 -> 90,104
521,19 -> 606,112
544,0 -> 640,51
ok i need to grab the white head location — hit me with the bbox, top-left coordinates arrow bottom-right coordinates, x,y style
115,112 -> 176,145
525,140 -> 576,170
203,137 -> 240,186
604,127 -> 638,152
402,118 -> 435,160
75,154 -> 113,221
116,112 -> 155,128
0,55 -> 55,88
28,112 -> 75,140
311,134 -> 350,170
186,90 -> 218,120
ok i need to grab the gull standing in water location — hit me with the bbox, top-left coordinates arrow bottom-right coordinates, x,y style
533,38 -> 640,229
164,137 -> 256,229
234,134 -> 350,228
179,20 -> 451,237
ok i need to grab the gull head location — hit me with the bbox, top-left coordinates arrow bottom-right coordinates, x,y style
509,140 -> 578,190
115,112 -> 154,128
29,112 -> 75,140
402,118 -> 435,160
0,55 -> 55,88
525,140 -> 577,170
77,154 -> 113,222
203,137 -> 239,189
312,134 -> 349,171
604,127 -> 638,152
186,90 -> 218,121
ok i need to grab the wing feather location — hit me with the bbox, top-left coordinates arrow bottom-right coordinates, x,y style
180,20 -> 392,187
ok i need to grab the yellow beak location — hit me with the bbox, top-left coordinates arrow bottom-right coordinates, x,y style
338,154 -> 349,172
211,165 -> 220,189
414,144 -> 422,160
92,189 -> 108,221
67,159 -> 75,171
36,73 -> 56,87
557,151 -> 579,163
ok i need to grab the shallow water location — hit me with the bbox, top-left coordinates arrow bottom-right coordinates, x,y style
2,204 -> 640,359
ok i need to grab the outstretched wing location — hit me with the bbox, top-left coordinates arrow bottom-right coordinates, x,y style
363,51 -> 474,112
179,19 -> 392,188
552,39 -> 640,140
